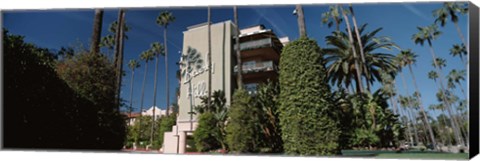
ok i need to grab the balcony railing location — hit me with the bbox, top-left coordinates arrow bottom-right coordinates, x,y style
233,61 -> 278,74
239,38 -> 273,51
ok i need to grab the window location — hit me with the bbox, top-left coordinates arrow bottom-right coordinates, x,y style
244,83 -> 258,94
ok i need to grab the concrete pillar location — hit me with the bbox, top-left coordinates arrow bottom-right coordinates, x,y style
178,131 -> 186,154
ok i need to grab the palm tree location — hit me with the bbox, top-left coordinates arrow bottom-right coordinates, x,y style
156,11 -> 175,116
90,9 -> 104,54
179,47 -> 204,130
399,95 -> 419,145
412,24 -> 462,147
349,4 -> 369,92
449,44 -> 468,68
433,2 -> 468,49
149,42 -> 164,145
114,9 -> 127,108
207,7 -> 212,110
139,50 -> 154,118
321,5 -> 343,31
446,69 -> 469,145
397,49 -> 437,148
324,24 -> 397,93
294,5 -> 307,37
128,59 -> 140,125
429,104 -> 452,150
447,69 -> 467,99
338,5 -> 363,93
234,6 -> 243,88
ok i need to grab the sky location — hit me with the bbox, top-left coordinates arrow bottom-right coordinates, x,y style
2,2 -> 469,118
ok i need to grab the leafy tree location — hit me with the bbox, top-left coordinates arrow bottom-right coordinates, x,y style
4,30 -> 126,150
226,88 -> 261,153
194,112 -> 222,152
278,37 -> 339,155
255,81 -> 283,153
194,90 -> 229,151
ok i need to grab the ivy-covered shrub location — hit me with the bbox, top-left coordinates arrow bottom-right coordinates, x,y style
278,37 -> 340,155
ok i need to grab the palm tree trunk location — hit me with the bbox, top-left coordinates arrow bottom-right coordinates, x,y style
139,62 -> 148,137
114,9 -> 126,109
90,9 -> 104,54
340,6 -> 364,94
164,27 -> 170,116
399,71 -> 419,144
456,82 -> 467,99
296,5 -> 307,38
151,54 -> 160,146
129,69 -> 135,126
453,22 -> 468,52
447,86 -> 469,146
234,6 -> 243,88
349,5 -> 370,93
207,7 -> 212,109
408,64 -> 437,150
439,108 -> 453,150
429,44 -> 463,146
398,103 -> 413,146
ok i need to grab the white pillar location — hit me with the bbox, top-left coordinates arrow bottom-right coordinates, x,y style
178,131 -> 186,154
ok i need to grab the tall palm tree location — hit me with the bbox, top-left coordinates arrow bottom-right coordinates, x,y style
412,24 -> 462,147
338,5 -> 363,93
433,2 -> 468,49
90,9 -> 104,54
128,59 -> 140,125
149,42 -> 164,145
156,11 -> 175,116
207,7 -> 212,109
449,43 -> 468,69
295,5 -> 307,37
397,49 -> 437,148
321,5 -> 343,31
348,4 -> 369,92
114,9 -> 127,108
139,50 -> 154,119
234,6 -> 243,88
446,69 -> 469,145
324,24 -> 396,93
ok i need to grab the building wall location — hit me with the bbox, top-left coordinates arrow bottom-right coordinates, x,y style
177,21 -> 234,131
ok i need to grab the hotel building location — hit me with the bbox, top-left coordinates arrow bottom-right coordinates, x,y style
163,20 -> 288,154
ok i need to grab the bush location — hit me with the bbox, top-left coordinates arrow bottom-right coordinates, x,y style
278,37 -> 340,155
226,88 -> 262,153
3,29 -> 126,150
194,112 -> 221,152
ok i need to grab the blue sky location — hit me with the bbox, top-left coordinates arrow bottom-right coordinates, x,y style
2,2 -> 468,118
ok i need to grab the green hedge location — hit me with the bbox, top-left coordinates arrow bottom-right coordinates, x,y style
278,37 -> 340,155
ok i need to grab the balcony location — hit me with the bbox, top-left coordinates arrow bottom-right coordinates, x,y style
233,61 -> 278,74
239,38 -> 274,51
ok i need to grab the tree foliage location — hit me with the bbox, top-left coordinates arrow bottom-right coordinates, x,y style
278,37 -> 340,155
226,88 -> 262,153
3,29 -> 126,150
